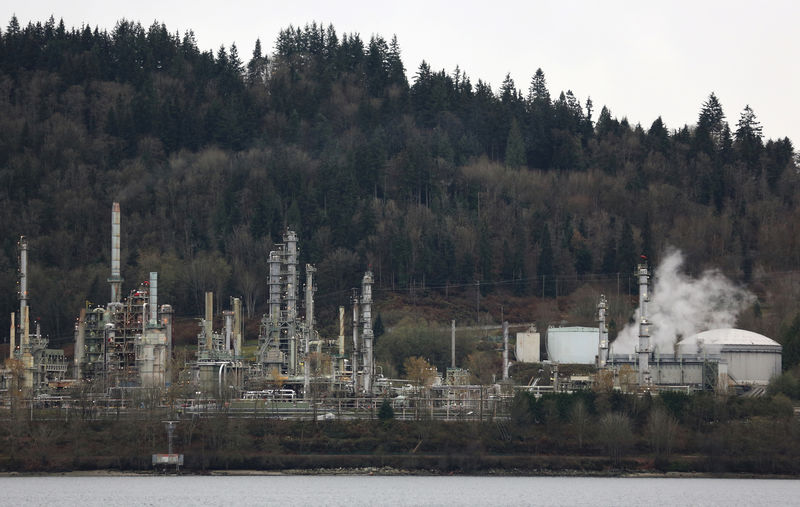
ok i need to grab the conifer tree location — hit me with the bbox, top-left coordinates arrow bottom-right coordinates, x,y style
527,68 -> 550,105
505,118 -> 527,168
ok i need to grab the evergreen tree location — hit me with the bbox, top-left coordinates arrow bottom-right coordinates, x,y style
246,38 -> 268,85
601,218 -> 618,274
526,68 -> 552,168
374,313 -> 385,339
378,398 -> 395,420
695,92 -> 728,153
500,73 -> 517,104
386,35 -> 406,85
641,215 -> 654,264
617,220 -> 636,274
647,116 -> 670,153
505,118 -> 527,168
781,313 -> 800,371
527,68 -> 550,105
734,104 -> 763,170
574,243 -> 592,276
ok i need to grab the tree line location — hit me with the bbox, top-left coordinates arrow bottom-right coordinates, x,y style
0,17 -> 798,352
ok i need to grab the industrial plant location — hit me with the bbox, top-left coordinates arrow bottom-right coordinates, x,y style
0,204 -> 783,415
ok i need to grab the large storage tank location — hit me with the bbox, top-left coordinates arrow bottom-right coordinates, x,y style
546,326 -> 599,364
677,328 -> 782,385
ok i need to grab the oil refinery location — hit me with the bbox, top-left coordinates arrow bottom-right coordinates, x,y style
0,203 -> 783,415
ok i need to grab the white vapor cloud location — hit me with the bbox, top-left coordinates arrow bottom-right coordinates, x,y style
612,248 -> 753,355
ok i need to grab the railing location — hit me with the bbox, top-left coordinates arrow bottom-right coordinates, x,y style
0,396 -> 515,422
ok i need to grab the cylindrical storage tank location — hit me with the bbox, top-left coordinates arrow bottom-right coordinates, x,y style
546,326 -> 600,364
677,328 -> 782,385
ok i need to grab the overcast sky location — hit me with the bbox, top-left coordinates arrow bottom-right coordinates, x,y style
6,1 -> 799,144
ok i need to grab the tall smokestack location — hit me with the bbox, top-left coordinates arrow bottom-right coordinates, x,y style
149,272 -> 158,326
23,306 -> 30,350
637,261 -> 651,386
18,236 -> 28,347
9,313 -> 15,360
109,202 -> 123,303
205,291 -> 213,351
75,308 -> 86,379
233,298 -> 242,357
597,295 -> 609,368
451,320 -> 456,369
305,265 -> 316,333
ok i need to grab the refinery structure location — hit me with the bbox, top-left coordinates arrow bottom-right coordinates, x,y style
1,202 -> 383,406
0,202 -> 784,414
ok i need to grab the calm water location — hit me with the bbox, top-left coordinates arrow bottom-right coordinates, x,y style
1,475 -> 799,506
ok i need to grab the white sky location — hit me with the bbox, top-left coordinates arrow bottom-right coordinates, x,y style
6,1 -> 800,144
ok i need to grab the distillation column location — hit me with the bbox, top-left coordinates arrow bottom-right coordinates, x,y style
19,237 -> 34,388
502,321 -> 509,381
338,306 -> 345,379
305,265 -> 316,337
205,292 -> 214,351
285,231 -> 298,320
285,231 -> 298,374
161,304 -> 173,376
18,236 -> 28,352
597,295 -> 609,368
223,310 -> 234,352
108,202 -> 123,304
149,272 -> 158,326
303,265 -> 316,397
361,271 -> 374,395
75,308 -> 86,379
9,312 -> 15,360
233,298 -> 242,357
268,251 -> 281,323
637,261 -> 651,386
352,290 -> 360,394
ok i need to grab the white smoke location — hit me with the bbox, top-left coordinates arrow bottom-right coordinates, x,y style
612,248 -> 754,355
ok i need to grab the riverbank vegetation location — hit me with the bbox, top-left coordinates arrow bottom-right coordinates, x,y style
0,391 -> 796,475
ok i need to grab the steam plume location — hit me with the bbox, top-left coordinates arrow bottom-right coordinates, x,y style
612,249 -> 754,354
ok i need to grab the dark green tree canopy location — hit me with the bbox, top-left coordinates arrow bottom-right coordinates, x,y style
0,16 -> 797,345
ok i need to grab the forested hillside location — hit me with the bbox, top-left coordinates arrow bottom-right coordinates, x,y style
1,17 -> 798,356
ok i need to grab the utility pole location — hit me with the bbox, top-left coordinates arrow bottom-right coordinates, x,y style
475,280 -> 480,317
